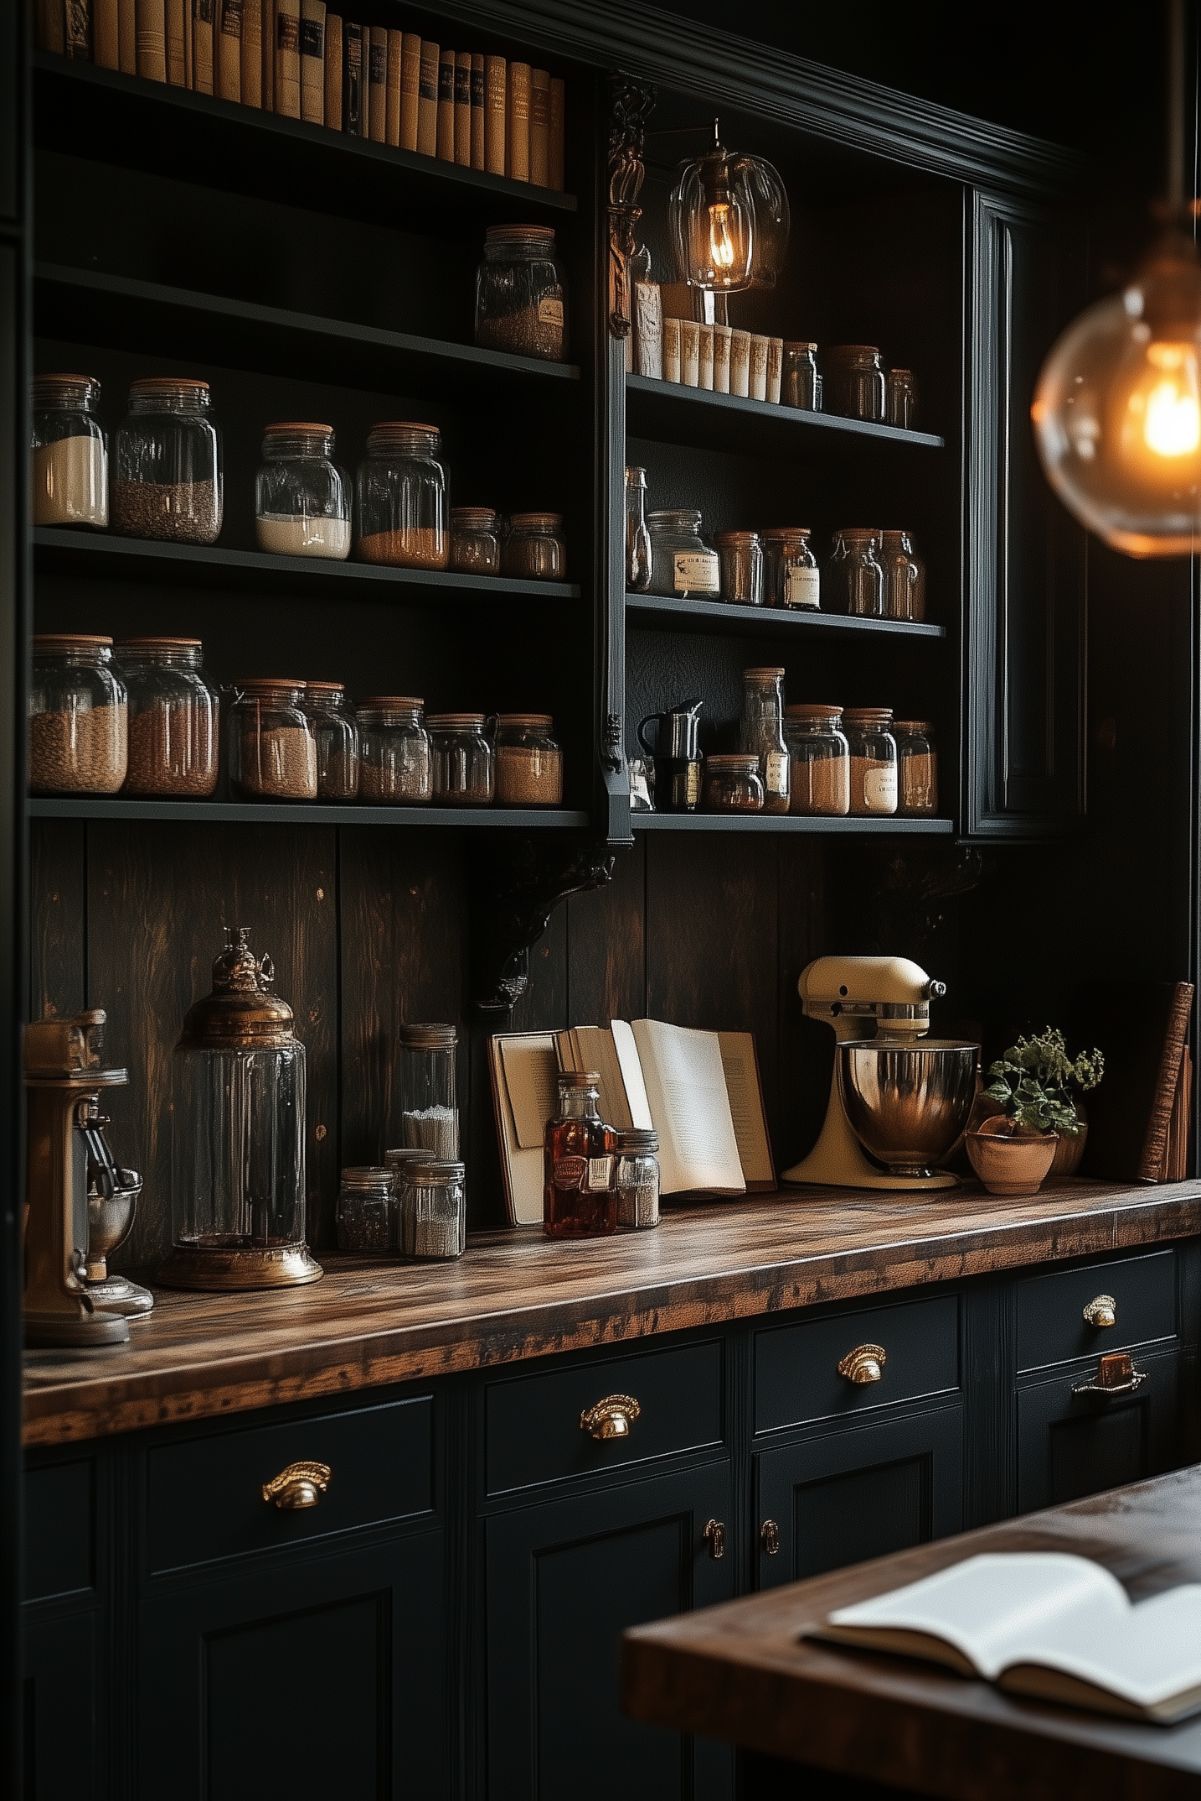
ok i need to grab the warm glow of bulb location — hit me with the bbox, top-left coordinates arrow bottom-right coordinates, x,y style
1139,343 -> 1201,457
708,203 -> 737,270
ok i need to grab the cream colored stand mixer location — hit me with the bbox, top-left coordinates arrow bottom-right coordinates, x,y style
782,954 -> 978,1191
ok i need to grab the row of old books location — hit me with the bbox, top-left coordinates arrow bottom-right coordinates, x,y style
36,1 -> 568,188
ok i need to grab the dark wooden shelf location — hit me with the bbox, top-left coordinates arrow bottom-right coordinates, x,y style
632,813 -> 956,835
29,798 -> 590,829
625,373 -> 946,457
626,592 -> 946,640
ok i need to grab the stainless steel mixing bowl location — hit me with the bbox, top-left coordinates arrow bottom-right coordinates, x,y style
838,1039 -> 978,1179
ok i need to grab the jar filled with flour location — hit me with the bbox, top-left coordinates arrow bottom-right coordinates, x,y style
398,1022 -> 459,1160
255,422 -> 351,560
31,374 -> 109,529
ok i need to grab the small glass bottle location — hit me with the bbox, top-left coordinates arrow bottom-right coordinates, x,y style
880,529 -> 927,622
886,368 -> 919,429
399,1159 -> 467,1260
336,1167 -> 394,1252
502,513 -> 566,580
625,466 -> 652,592
398,1022 -> 459,1159
703,752 -> 765,813
843,707 -> 899,816
227,679 -> 317,801
825,346 -> 886,421
255,422 -> 351,560
302,680 -> 360,800
739,666 -> 790,814
763,527 -> 820,610
493,714 -> 563,806
894,720 -> 939,815
449,507 -> 501,575
356,422 -> 449,569
117,636 -> 219,798
29,634 -> 128,796
782,342 -> 822,411
475,224 -> 567,361
31,373 -> 108,528
829,529 -> 885,618
615,1128 -> 660,1229
428,713 -> 494,805
544,1070 -> 617,1238
646,509 -> 720,598
783,704 -> 851,816
714,530 -> 764,606
112,377 -> 222,544
356,697 -> 431,803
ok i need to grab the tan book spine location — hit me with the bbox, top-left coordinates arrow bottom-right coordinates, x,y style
36,0 -> 65,55
506,59 -> 530,182
118,0 -> 136,70
548,75 -> 565,189
136,0 -> 167,78
416,39 -> 438,155
215,0 -> 241,101
1138,981 -> 1195,1181
164,0 -> 185,80
94,0 -> 120,67
529,65 -> 550,186
469,50 -> 485,170
398,30 -> 419,150
274,0 -> 300,117
436,45 -> 454,160
240,0 -> 261,105
191,0 -> 212,90
183,0 -> 191,85
64,0 -> 90,59
453,50 -> 471,165
484,54 -> 505,175
385,28 -> 401,146
367,25 -> 386,142
260,0 -> 272,104
300,0 -> 324,124
323,11 -> 341,126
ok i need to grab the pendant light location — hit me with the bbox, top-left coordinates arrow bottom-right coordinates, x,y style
1031,0 -> 1201,556
667,120 -> 790,292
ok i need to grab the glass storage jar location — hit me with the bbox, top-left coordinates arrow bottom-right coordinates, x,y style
783,704 -> 850,816
228,678 -> 317,801
399,1159 -> 467,1260
544,1070 -> 617,1238
355,696 -> 430,803
894,719 -> 939,815
763,527 -> 820,610
615,1127 -> 660,1229
117,636 -> 219,798
398,1022 -> 459,1159
112,377 -> 222,544
304,679 -> 360,800
825,345 -> 886,421
703,752 -> 765,814
646,509 -> 720,598
429,712 -> 494,805
475,223 -> 567,362
739,665 -> 790,814
336,1167 -> 393,1252
502,512 -> 566,580
494,713 -> 563,806
356,422 -> 449,569
714,530 -> 764,606
880,529 -> 927,622
782,342 -> 822,411
255,422 -> 351,560
29,634 -> 128,796
31,373 -> 108,528
843,707 -> 898,816
449,507 -> 501,575
886,368 -> 919,428
625,466 -> 652,591
828,528 -> 885,618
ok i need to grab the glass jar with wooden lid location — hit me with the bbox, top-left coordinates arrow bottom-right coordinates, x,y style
783,704 -> 850,815
31,373 -> 108,528
502,513 -> 566,580
763,527 -> 820,610
739,666 -> 790,814
449,507 -> 501,575
304,679 -> 359,800
824,345 -> 886,421
117,636 -> 219,799
428,712 -> 494,805
894,720 -> 939,815
475,224 -> 567,362
356,422 -> 449,570
714,530 -> 764,606
843,706 -> 898,816
255,422 -> 350,561
355,697 -> 431,803
493,714 -> 563,806
880,529 -> 927,622
703,752 -> 765,814
227,679 -> 317,802
29,634 -> 128,796
112,377 -> 222,544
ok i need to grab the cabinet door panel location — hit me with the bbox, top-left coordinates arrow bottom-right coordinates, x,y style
24,1612 -> 102,1801
1017,1349 -> 1193,1513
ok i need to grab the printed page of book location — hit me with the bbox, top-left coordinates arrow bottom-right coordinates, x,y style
1000,1583 -> 1201,1713
631,1018 -> 745,1196
716,1030 -> 774,1187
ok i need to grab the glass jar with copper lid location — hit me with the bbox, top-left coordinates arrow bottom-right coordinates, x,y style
31,373 -> 108,528
843,707 -> 898,816
703,752 -> 765,814
738,666 -> 790,814
116,637 -> 219,798
763,527 -> 820,610
894,720 -> 939,815
475,224 -> 567,361
428,712 -> 494,805
880,529 -> 927,622
304,679 -> 359,800
356,422 -> 449,569
783,704 -> 850,816
355,697 -> 431,803
112,377 -> 222,544
29,634 -> 128,796
493,714 -> 563,806
502,513 -> 566,581
227,679 -> 317,802
714,530 -> 763,606
449,507 -> 501,575
255,422 -> 350,560
824,346 -> 886,421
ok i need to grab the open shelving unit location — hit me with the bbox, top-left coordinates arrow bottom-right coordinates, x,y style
631,812 -> 956,835
625,370 -> 947,454
29,797 -> 591,828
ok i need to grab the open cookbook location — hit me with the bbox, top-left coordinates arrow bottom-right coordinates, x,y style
489,1020 -> 774,1224
813,1552 -> 1201,1724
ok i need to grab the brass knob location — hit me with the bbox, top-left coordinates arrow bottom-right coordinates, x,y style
261,1460 -> 332,1510
704,1518 -> 726,1561
837,1343 -> 887,1385
761,1519 -> 780,1557
1083,1294 -> 1117,1329
579,1394 -> 641,1440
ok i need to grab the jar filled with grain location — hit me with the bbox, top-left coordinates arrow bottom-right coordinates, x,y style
29,634 -> 128,796
763,527 -> 820,610
428,712 -> 494,805
828,529 -> 885,618
227,679 -> 317,801
356,422 -> 449,570
31,374 -> 108,529
112,378 -> 222,545
398,1159 -> 467,1261
714,530 -> 764,606
501,513 -> 566,581
493,714 -> 563,806
615,1128 -> 660,1229
646,509 -> 720,598
475,224 -> 567,362
739,666 -> 791,814
305,680 -> 360,800
824,345 -> 886,421
449,507 -> 501,575
894,720 -> 939,815
336,1167 -> 394,1253
355,696 -> 431,803
703,752 -> 765,814
255,422 -> 351,561
880,529 -> 927,622
783,704 -> 850,816
843,707 -> 898,816
116,637 -> 219,798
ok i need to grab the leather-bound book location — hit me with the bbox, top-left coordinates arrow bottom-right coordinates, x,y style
529,66 -> 550,186
416,39 -> 438,155
399,30 -> 420,149
323,11 -> 342,127
484,54 -> 505,175
299,0 -> 325,124
506,59 -> 530,182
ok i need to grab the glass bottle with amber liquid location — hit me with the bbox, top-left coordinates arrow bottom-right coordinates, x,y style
544,1070 -> 618,1237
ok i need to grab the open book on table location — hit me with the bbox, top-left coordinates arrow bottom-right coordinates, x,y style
813,1552 -> 1201,1725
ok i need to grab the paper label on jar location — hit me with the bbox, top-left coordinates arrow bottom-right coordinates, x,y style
784,563 -> 820,609
672,549 -> 719,594
764,750 -> 789,792
553,1155 -> 587,1191
585,1156 -> 615,1192
864,765 -> 898,811
537,297 -> 565,329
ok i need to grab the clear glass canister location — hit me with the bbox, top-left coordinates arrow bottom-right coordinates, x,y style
255,421 -> 351,560
356,696 -> 431,803
646,509 -> 720,598
399,1159 -> 467,1260
475,224 -> 567,361
886,368 -> 919,428
703,752 -> 764,814
384,1147 -> 426,1248
782,342 -> 822,411
625,466 -> 651,592
29,634 -> 128,796
112,377 -> 222,544
228,678 -> 317,801
739,665 -> 790,814
763,527 -> 820,611
494,713 -> 563,806
829,529 -> 885,618
502,512 -> 566,580
31,373 -> 108,528
825,345 -> 886,421
783,704 -> 850,816
615,1128 -> 660,1229
398,1022 -> 459,1159
428,712 -> 494,805
880,529 -> 927,622
304,679 -> 360,800
894,719 -> 939,815
356,422 -> 449,569
336,1167 -> 394,1252
843,707 -> 899,816
449,507 -> 501,575
116,636 -> 218,798
714,530 -> 764,606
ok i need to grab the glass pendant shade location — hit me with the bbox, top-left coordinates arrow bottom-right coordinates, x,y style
668,136 -> 789,292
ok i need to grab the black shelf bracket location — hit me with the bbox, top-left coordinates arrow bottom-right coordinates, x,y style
607,75 -> 656,339
470,838 -> 617,1017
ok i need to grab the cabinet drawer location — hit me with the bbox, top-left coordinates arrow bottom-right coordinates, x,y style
754,1295 -> 960,1434
145,1394 -> 435,1575
25,1457 -> 97,1603
484,1340 -> 724,1496
1015,1251 -> 1179,1372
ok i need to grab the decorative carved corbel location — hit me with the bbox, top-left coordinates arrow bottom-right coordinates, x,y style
471,839 -> 617,1016
608,75 -> 656,340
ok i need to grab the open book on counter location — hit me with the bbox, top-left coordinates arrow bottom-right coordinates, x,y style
489,1020 -> 775,1225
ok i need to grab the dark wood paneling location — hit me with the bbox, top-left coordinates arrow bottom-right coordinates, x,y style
566,833 -> 647,1024
28,820 -> 84,1020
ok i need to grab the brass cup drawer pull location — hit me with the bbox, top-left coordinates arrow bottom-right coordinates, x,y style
261,1459 -> 332,1510
579,1394 -> 641,1441
1083,1294 -> 1117,1328
1072,1351 -> 1147,1399
760,1519 -> 780,1557
704,1518 -> 726,1560
837,1343 -> 887,1385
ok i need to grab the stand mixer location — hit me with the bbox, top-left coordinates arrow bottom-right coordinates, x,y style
782,955 -> 978,1191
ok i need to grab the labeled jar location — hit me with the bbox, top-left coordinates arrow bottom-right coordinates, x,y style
356,422 -> 449,569
782,342 -> 822,411
703,752 -> 765,814
449,507 -> 501,575
475,224 -> 567,362
356,697 -> 430,803
763,527 -> 820,611
112,377 -> 222,544
886,368 -> 919,429
646,509 -> 720,598
544,1070 -> 617,1238
880,529 -> 927,622
228,679 -> 317,801
494,713 -> 563,806
336,1167 -> 393,1253
825,346 -> 886,421
739,666 -> 790,814
429,712 -> 494,805
255,422 -> 351,560
615,1128 -> 660,1229
783,704 -> 850,816
625,466 -> 652,592
714,530 -> 764,606
399,1159 -> 467,1260
304,679 -> 360,800
31,373 -> 108,528
843,707 -> 898,816
29,634 -> 128,796
829,529 -> 885,618
502,512 -> 566,580
117,636 -> 219,798
894,719 -> 939,815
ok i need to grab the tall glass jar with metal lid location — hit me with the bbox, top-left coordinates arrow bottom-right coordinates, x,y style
398,1022 -> 459,1159
356,696 -> 430,803
304,679 -> 359,800
449,507 -> 501,575
646,509 -> 720,598
502,512 -> 566,580
894,720 -> 939,815
615,1128 -> 660,1229
112,377 -> 222,544
428,712 -> 494,805
824,346 -> 886,421
763,527 -> 820,610
828,528 -> 885,617
336,1167 -> 393,1253
783,703 -> 850,816
843,707 -> 898,816
475,224 -> 567,362
739,666 -> 790,814
228,679 -> 317,801
29,634 -> 128,796
117,637 -> 219,798
880,529 -> 927,622
31,373 -> 108,528
255,422 -> 350,561
398,1159 -> 467,1260
782,342 -> 822,411
356,422 -> 449,569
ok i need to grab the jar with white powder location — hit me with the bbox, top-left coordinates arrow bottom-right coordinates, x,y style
31,374 -> 109,529
255,422 -> 351,560
398,1022 -> 459,1161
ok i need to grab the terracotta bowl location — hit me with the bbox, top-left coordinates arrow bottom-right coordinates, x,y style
965,1121 -> 1058,1197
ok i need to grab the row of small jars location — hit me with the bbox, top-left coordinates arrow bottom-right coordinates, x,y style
705,707 -> 938,818
822,347 -> 919,427
337,1152 -> 467,1260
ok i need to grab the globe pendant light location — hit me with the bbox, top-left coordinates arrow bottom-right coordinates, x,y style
1032,0 -> 1201,556
668,119 -> 790,293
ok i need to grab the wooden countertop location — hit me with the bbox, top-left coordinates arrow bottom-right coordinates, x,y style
623,1465 -> 1201,1801
22,1177 -> 1201,1448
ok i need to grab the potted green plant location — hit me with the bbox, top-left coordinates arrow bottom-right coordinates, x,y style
967,1029 -> 1104,1196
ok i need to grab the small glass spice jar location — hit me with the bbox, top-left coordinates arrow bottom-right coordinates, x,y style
384,1147 -> 426,1248
475,224 -> 567,362
714,529 -> 764,606
763,527 -> 820,610
429,712 -> 494,805
894,720 -> 939,815
304,679 -> 360,800
29,634 -> 128,796
625,466 -> 652,592
646,509 -> 720,598
117,636 -> 219,799
880,529 -> 927,622
886,368 -> 919,429
703,752 -> 765,814
739,665 -> 791,814
255,422 -> 351,560
356,422 -> 449,569
783,704 -> 850,816
502,513 -> 566,580
112,377 -> 222,544
398,1022 -> 459,1160
843,706 -> 898,816
356,697 -> 431,803
615,1128 -> 660,1229
399,1159 -> 467,1260
336,1167 -> 394,1253
227,678 -> 317,801
449,507 -> 501,575
782,342 -> 822,411
493,713 -> 563,806
825,346 -> 887,421
31,373 -> 108,529
828,529 -> 885,618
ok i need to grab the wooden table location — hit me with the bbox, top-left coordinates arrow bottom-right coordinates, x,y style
623,1465 -> 1201,1800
